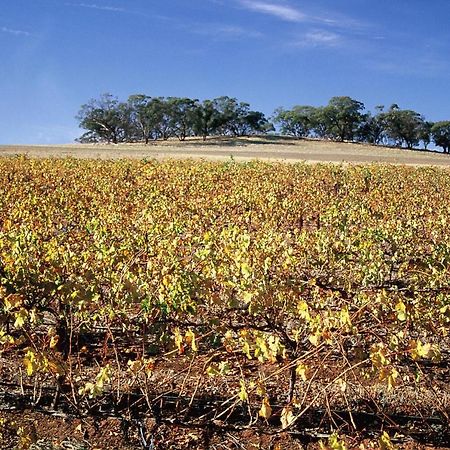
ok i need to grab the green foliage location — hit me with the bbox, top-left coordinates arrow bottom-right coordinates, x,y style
77,94 -> 270,143
76,93 -> 132,144
77,93 -> 450,153
356,108 -> 387,144
431,121 -> 450,153
320,96 -> 366,141
381,105 -> 425,149
272,105 -> 317,138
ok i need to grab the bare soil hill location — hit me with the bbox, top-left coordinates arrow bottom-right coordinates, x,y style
1,136 -> 450,166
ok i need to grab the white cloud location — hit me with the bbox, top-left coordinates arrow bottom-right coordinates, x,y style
192,24 -> 263,40
68,3 -> 125,12
304,30 -> 341,46
238,0 -> 367,32
289,29 -> 343,50
1,26 -> 31,37
240,1 -> 306,22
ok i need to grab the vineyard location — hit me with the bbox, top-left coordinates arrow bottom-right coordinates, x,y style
0,157 -> 449,449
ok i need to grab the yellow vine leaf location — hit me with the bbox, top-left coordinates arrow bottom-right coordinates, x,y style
379,367 -> 399,391
379,431 -> 397,450
395,301 -> 406,321
238,380 -> 248,402
259,397 -> 272,419
308,332 -> 320,346
13,308 -> 28,329
319,433 -> 347,450
339,306 -> 352,328
297,300 -> 311,322
370,343 -> 389,368
185,330 -> 198,352
415,340 -> 431,359
242,291 -> 253,304
242,340 -> 252,359
79,365 -> 111,398
49,335 -> 59,349
336,378 -> 347,393
241,262 -> 252,279
218,361 -> 230,375
174,328 -> 184,354
206,361 -> 230,378
206,365 -> 219,377
23,350 -> 38,376
280,405 -> 295,429
0,329 -> 14,346
127,359 -> 143,374
296,363 -> 310,382
17,425 -> 36,449
254,380 -> 266,396
410,340 -> 441,362
4,294 -> 23,311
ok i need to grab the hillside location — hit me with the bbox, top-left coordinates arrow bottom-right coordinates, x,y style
1,137 -> 450,166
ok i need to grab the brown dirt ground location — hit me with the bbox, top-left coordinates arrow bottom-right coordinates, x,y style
1,348 -> 448,449
1,409 -> 448,450
1,137 -> 450,166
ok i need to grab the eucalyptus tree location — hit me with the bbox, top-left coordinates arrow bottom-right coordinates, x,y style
319,96 -> 366,142
77,93 -> 131,144
127,94 -> 155,144
240,110 -> 273,135
357,107 -> 387,145
419,121 -> 433,150
211,96 -> 247,136
273,106 -> 317,138
192,100 -> 222,141
383,105 -> 425,149
166,97 -> 199,141
431,121 -> 450,153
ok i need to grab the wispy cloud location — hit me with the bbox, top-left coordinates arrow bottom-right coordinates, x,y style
67,3 -> 125,12
302,30 -> 341,47
191,24 -> 263,40
236,0 -> 378,55
239,1 -> 306,22
238,0 -> 367,32
287,29 -> 343,51
1,26 -> 32,37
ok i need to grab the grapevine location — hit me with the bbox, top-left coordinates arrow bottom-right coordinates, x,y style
0,157 -> 449,448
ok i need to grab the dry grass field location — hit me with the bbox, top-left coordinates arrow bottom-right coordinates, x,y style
1,136 -> 450,165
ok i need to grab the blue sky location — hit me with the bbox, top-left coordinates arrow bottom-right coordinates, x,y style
1,0 -> 450,144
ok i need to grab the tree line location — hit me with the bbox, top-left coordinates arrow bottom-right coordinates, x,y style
76,94 -> 272,144
77,94 -> 450,153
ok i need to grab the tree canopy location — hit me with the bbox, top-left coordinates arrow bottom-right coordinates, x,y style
319,96 -> 366,142
77,94 -> 271,143
431,121 -> 450,153
76,93 -> 449,153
